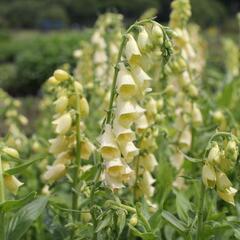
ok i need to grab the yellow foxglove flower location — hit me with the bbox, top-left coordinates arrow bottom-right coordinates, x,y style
116,66 -> 137,99
81,138 -> 95,160
170,149 -> 184,170
139,153 -> 158,172
52,113 -> 72,135
120,141 -> 139,163
4,175 -> 23,195
202,164 -> 216,188
43,164 -> 66,184
146,98 -> 158,115
216,171 -> 232,191
192,104 -> 202,126
179,126 -> 192,151
113,120 -> 135,143
140,171 -> 155,197
137,27 -> 150,52
116,98 -> 137,127
135,114 -> 148,132
53,151 -> 72,166
132,65 -> 151,90
100,124 -> 120,160
207,143 -> 220,164
225,140 -> 238,162
120,163 -> 133,182
217,187 -> 237,205
179,71 -> 191,87
104,172 -> 124,189
125,34 -> 141,65
54,96 -> 68,113
49,136 -> 68,155
74,81 -> 83,94
2,147 -> 19,159
54,69 -> 69,82
93,50 -> 107,64
79,97 -> 89,118
105,158 -> 125,177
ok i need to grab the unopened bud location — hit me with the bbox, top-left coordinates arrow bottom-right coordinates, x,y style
54,69 -> 69,82
2,147 -> 19,159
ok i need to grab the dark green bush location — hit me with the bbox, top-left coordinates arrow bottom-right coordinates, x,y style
0,30 -> 90,95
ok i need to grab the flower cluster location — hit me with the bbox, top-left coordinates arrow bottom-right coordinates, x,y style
42,70 -> 95,184
100,20 -> 171,190
0,88 -> 28,151
166,0 -> 203,178
202,140 -> 239,205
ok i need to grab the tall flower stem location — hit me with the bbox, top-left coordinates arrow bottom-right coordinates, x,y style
71,81 -> 82,222
196,180 -> 205,240
0,155 -> 6,240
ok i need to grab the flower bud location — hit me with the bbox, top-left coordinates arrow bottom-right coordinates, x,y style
120,141 -> 139,163
79,97 -> 89,118
74,81 -> 83,94
202,164 -> 216,188
225,140 -> 238,162
54,96 -> 68,113
2,147 -> 19,159
47,76 -> 58,85
54,69 -> 69,82
187,84 -> 199,98
192,104 -> 202,126
81,138 -> 95,160
179,126 -> 192,151
129,214 -> 138,226
151,23 -> 163,42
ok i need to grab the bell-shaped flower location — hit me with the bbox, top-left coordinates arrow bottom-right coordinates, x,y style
43,164 -> 66,184
135,114 -> 148,132
179,126 -> 192,151
4,175 -> 23,195
54,96 -> 68,113
120,141 -> 139,163
52,113 -> 72,135
151,23 -> 163,41
146,98 -> 158,115
170,149 -> 184,170
81,138 -> 95,160
192,104 -> 203,126
178,71 -> 191,87
116,66 -> 137,99
139,153 -> 158,172
137,27 -> 150,52
53,151 -> 72,166
100,124 -> 120,160
140,171 -> 155,197
132,66 -> 151,90
105,158 -> 125,178
202,164 -> 216,188
217,186 -> 237,205
49,136 -> 68,155
207,143 -> 220,164
120,163 -> 134,183
113,120 -> 135,144
125,34 -> 141,65
104,172 -> 124,189
216,171 -> 232,192
93,50 -> 107,64
116,98 -> 137,127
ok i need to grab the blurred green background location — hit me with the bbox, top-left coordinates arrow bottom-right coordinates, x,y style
0,0 -> 239,95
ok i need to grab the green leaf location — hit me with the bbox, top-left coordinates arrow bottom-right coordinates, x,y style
96,213 -> 112,233
161,210 -> 188,233
217,81 -> 234,107
6,196 -> 48,240
0,192 -> 36,212
117,210 -> 126,236
4,154 -> 45,175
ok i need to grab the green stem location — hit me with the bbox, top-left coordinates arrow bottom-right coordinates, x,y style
0,155 -> 5,240
196,181 -> 205,240
71,82 -> 82,223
